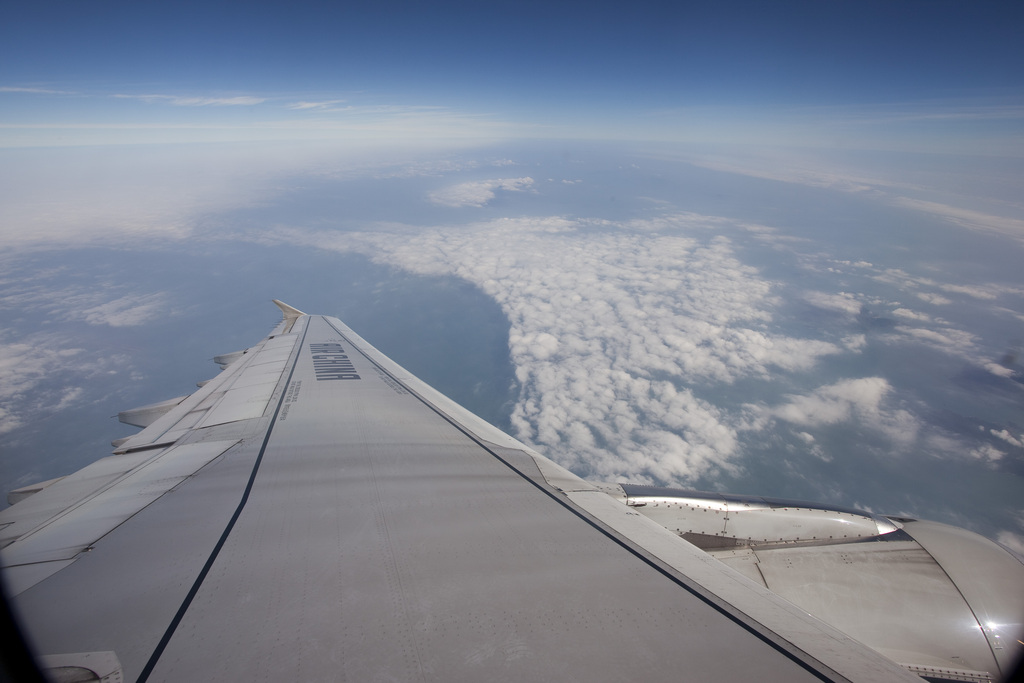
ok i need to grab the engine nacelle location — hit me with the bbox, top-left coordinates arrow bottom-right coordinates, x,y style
598,484 -> 1024,681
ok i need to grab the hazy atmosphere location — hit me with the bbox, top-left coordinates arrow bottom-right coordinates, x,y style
2,1 -> 1022,552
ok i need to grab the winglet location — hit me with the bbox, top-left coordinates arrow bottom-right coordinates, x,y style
272,300 -> 305,333
272,300 -> 305,318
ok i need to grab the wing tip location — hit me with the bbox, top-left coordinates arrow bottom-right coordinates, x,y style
272,300 -> 305,334
272,300 -> 306,318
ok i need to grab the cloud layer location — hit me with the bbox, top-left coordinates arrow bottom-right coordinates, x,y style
264,213 -> 845,483
75,294 -> 166,327
0,278 -> 170,434
750,376 -> 919,449
113,94 -> 267,106
0,337 -> 117,434
428,177 -> 535,207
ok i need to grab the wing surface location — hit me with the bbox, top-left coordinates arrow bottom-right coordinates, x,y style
0,307 -> 920,682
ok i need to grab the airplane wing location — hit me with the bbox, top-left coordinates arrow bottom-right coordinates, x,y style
0,302 -> 980,681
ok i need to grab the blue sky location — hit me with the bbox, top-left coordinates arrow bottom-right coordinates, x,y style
2,1 -> 1023,150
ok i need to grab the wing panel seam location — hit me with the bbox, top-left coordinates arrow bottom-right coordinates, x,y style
321,316 -> 842,683
134,317 -> 311,683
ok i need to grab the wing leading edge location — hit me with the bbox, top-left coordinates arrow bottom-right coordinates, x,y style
1,304 -> 926,682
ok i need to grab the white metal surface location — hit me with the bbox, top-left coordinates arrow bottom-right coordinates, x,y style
621,486 -> 898,546
903,520 -> 1024,675
606,484 -> 1024,678
3,440 -> 239,568
0,307 -> 941,682
119,396 -> 189,428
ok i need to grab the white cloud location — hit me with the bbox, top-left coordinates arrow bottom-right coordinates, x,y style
802,291 -> 861,315
113,94 -> 267,107
0,281 -> 167,329
915,291 -> 952,306
997,530 -> 1024,556
873,268 -> 1012,306
0,87 -> 74,95
996,511 -> 1024,557
74,294 -> 166,327
756,377 -> 919,448
0,144 -> 362,248
922,432 -> 968,458
53,386 -> 84,411
842,334 -> 867,351
668,148 -> 1024,239
969,443 -> 1005,464
510,331 -> 559,361
891,307 -> 931,322
984,362 -> 1015,378
990,429 -> 1023,448
769,377 -> 890,427
428,177 -> 535,207
890,197 -> 1024,239
937,283 -> 998,300
0,339 -> 85,434
896,326 -> 976,354
994,306 -> 1024,324
260,213 -> 844,484
0,282 -> 141,433
679,152 -> 883,193
287,100 -> 347,110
